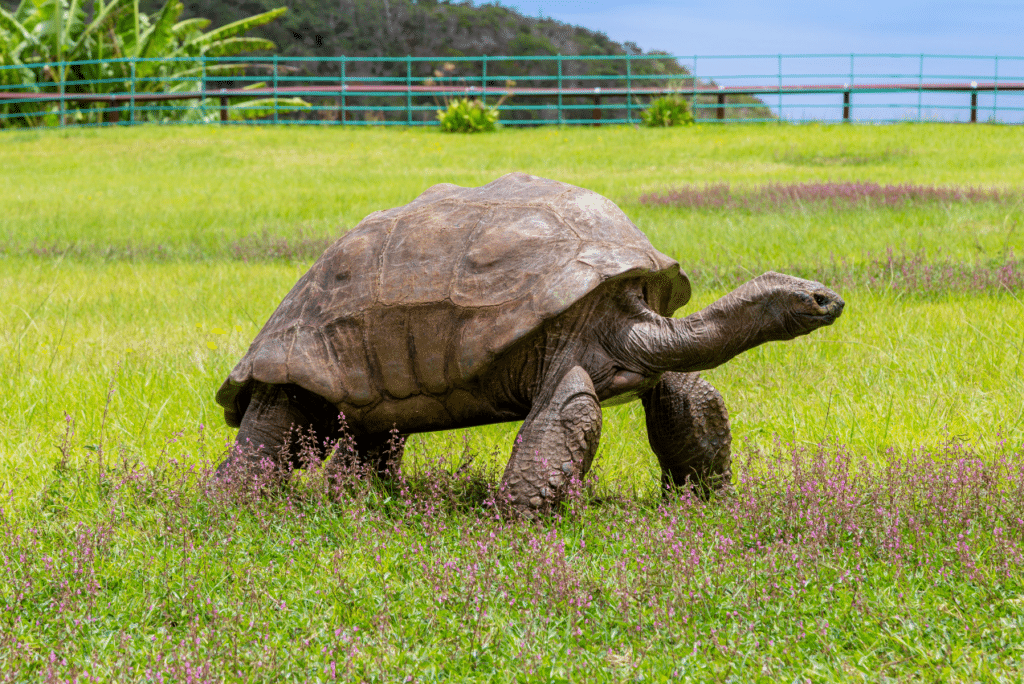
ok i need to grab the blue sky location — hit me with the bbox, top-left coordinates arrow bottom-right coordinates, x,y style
495,1 -> 1023,57
493,1 -> 1024,122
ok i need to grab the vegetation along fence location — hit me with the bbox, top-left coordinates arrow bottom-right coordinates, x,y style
2,53 -> 1022,128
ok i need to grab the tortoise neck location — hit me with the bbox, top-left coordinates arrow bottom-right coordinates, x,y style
630,287 -> 769,374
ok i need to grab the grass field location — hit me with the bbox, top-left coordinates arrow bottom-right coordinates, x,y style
2,123 -> 1024,681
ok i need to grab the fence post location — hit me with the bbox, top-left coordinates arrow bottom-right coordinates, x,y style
406,55 -> 412,124
129,59 -> 136,125
777,54 -> 782,122
848,53 -> 855,122
482,55 -> 487,106
970,89 -> 978,123
917,54 -> 923,122
200,58 -> 207,120
273,55 -> 279,124
58,61 -> 65,128
625,55 -> 632,124
340,57 -> 346,125
716,91 -> 725,120
993,56 -> 999,122
557,54 -> 563,125
692,55 -> 698,120
220,89 -> 228,122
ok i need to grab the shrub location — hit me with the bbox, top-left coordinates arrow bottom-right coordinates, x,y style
641,94 -> 694,127
436,98 -> 499,133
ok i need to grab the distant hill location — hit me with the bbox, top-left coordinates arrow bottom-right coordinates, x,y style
162,0 -> 771,121
3,0 -> 772,121
166,0 -> 672,67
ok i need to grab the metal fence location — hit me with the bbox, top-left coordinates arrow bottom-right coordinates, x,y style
2,53 -> 1022,128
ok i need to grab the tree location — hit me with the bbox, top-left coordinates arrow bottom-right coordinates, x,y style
0,0 -> 287,125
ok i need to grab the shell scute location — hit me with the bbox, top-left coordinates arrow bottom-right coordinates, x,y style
452,208 -> 579,309
378,203 -> 488,305
408,306 -> 457,395
321,318 -> 375,405
366,307 -> 419,400
312,218 -> 387,314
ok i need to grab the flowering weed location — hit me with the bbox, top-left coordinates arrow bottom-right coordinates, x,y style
639,181 -> 1019,212
2,431 -> 1022,680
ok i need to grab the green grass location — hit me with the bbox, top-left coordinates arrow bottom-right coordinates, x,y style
3,124 -> 1023,262
2,123 -> 1024,681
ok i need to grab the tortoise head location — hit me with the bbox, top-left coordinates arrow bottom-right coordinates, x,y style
622,271 -> 845,375
743,271 -> 845,341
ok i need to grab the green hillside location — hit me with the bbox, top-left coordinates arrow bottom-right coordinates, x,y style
155,0 -> 774,120
0,0 -> 772,121
167,0 -> 672,66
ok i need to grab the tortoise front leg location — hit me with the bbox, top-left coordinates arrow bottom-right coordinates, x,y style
640,371 -> 732,499
216,382 -> 339,484
501,365 -> 602,515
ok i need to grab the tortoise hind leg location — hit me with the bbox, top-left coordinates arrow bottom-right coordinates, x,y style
501,365 -> 602,515
640,371 -> 732,499
344,430 -> 407,479
216,382 -> 340,484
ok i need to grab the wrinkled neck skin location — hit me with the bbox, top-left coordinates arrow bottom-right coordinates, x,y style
509,279 -> 774,407
589,277 -> 799,401
486,274 -> 839,412
623,282 -> 776,375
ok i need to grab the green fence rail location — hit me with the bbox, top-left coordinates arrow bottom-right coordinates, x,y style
2,53 -> 1023,128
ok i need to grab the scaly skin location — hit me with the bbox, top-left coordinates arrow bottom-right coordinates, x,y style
217,383 -> 340,484
218,273 -> 843,515
641,371 -> 732,498
220,382 -> 407,484
500,366 -> 602,514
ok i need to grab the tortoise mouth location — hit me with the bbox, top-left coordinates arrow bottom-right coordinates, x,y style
800,311 -> 840,325
797,303 -> 843,326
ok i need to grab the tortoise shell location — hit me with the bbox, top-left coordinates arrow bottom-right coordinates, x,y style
217,173 -> 690,425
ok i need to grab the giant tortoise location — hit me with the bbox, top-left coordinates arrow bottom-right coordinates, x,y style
216,173 -> 844,512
